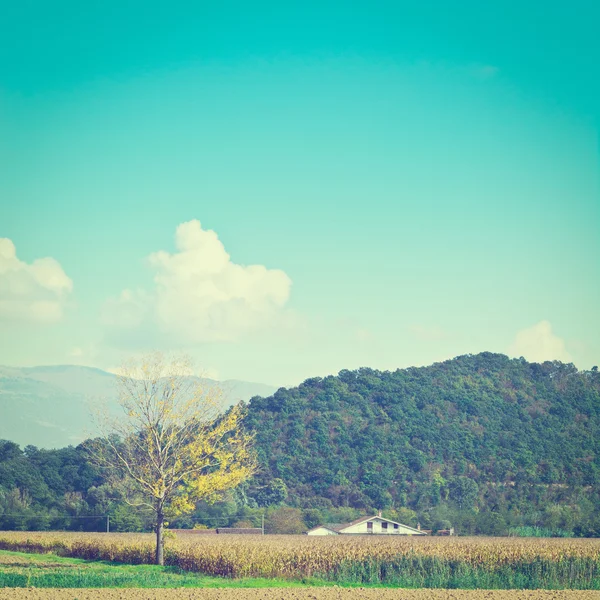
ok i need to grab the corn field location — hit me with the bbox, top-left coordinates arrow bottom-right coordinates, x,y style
1,532 -> 599,588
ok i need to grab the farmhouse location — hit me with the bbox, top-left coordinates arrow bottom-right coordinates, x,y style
306,515 -> 427,536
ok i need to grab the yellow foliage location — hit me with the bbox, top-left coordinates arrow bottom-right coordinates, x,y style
88,352 -> 257,528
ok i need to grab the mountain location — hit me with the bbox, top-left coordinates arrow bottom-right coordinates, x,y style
0,365 -> 276,449
245,353 -> 600,516
1,352 -> 599,535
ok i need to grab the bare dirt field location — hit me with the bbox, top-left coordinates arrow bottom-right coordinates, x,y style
1,589 -> 600,600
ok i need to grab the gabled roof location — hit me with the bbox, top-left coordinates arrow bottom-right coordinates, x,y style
306,516 -> 375,534
305,524 -> 340,534
341,515 -> 379,529
307,515 -> 425,535
340,515 -> 424,534
324,522 -> 352,532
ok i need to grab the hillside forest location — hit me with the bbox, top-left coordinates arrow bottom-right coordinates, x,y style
1,353 -> 599,536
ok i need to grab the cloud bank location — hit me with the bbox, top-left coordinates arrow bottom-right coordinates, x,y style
508,320 -> 572,363
104,220 -> 292,344
0,238 -> 72,323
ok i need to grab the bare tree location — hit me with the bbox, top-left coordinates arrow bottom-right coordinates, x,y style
89,352 -> 256,565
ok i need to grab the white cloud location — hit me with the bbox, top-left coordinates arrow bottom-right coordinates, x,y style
508,320 -> 572,363
103,220 -> 292,343
0,238 -> 72,323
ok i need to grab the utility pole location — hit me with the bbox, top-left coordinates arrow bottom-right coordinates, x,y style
106,515 -> 110,533
261,513 -> 265,535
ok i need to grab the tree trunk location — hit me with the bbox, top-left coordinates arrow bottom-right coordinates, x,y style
155,509 -> 164,566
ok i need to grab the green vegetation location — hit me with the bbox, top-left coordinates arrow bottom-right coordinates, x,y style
243,353 -> 600,536
316,556 -> 600,589
1,546 -> 599,590
1,353 -> 599,536
508,526 -> 574,538
0,550 -> 323,589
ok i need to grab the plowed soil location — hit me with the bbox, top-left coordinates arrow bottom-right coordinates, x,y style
1,589 -> 600,600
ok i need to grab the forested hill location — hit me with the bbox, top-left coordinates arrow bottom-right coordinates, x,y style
246,353 -> 600,513
1,352 -> 599,536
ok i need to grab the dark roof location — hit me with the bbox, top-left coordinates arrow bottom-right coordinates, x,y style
342,515 -> 375,528
169,528 -> 217,535
323,523 -> 349,532
216,527 -> 262,534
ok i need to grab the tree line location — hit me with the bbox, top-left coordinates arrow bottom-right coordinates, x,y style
1,352 -> 599,537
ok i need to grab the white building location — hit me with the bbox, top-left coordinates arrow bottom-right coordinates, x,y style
306,515 -> 426,536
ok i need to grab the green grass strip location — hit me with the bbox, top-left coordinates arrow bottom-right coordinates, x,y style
0,550 -> 329,589
2,549 -> 600,590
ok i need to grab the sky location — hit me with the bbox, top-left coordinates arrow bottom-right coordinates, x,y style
1,1 -> 598,387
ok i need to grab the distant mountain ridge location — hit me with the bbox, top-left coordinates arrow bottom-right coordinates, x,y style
0,365 -> 276,449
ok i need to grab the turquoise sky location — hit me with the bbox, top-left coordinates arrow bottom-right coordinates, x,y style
1,1 -> 598,386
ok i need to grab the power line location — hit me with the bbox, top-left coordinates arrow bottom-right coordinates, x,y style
0,514 -> 106,519
0,513 -> 266,534
0,514 -> 110,532
0,514 -> 262,521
